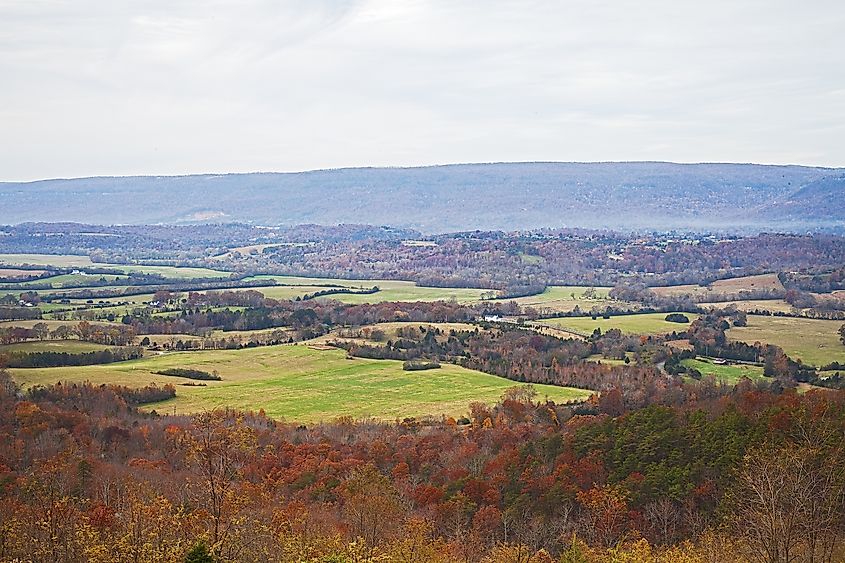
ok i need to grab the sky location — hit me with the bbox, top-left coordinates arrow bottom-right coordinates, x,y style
1,0 -> 844,181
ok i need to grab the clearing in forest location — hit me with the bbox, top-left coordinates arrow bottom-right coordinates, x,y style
538,312 -> 698,336
10,344 -> 591,422
726,315 -> 845,367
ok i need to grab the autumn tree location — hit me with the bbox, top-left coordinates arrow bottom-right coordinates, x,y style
340,463 -> 405,549
187,411 -> 257,552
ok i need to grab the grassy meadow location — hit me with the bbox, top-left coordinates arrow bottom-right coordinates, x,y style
651,273 -> 784,299
0,254 -> 96,268
504,286 -> 619,313
538,312 -> 697,336
10,345 -> 591,422
680,358 -> 765,383
0,253 -> 230,279
0,340 -> 114,354
727,315 -> 845,367
699,299 -> 796,314
243,275 -> 490,303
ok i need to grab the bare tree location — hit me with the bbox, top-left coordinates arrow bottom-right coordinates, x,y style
188,410 -> 257,552
644,497 -> 682,545
730,443 -> 845,563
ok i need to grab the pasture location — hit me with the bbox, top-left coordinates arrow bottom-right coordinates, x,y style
505,286 -> 617,313
0,319 -> 121,330
651,273 -> 784,299
18,273 -> 129,288
0,254 -> 95,268
726,315 -> 845,367
0,340 -> 114,354
0,254 -> 230,279
10,345 -> 591,422
0,268 -> 47,278
314,321 -> 480,345
243,275 -> 489,303
680,358 -> 765,383
699,299 -> 795,314
538,312 -> 698,336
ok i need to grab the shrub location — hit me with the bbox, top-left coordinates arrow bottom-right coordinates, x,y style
154,368 -> 222,381
402,360 -> 441,371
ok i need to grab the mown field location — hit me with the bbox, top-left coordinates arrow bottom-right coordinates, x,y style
699,299 -> 795,313
727,315 -> 845,367
503,286 -> 620,313
680,358 -> 765,383
0,340 -> 114,354
10,345 -> 591,422
0,254 -> 96,268
0,319 -> 121,330
651,273 -> 784,299
0,268 -> 48,278
0,254 -> 230,279
243,275 -> 490,303
17,273 -> 129,288
538,312 -> 697,335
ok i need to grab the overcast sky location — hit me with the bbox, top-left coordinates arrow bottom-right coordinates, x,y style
1,0 -> 844,181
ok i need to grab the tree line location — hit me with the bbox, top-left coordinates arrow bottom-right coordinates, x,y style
0,369 -> 842,561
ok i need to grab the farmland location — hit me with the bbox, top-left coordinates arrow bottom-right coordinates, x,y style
0,253 -> 96,268
0,268 -> 47,278
699,299 -> 796,313
726,315 -> 845,367
0,254 -> 231,279
651,273 -> 785,299
0,319 -> 121,330
243,275 -> 490,303
680,358 -> 765,383
503,286 -> 620,313
17,272 -> 129,288
0,340 -> 114,354
10,344 -> 591,422
538,312 -> 698,336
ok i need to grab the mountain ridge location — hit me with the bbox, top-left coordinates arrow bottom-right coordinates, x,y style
2,162 -> 843,232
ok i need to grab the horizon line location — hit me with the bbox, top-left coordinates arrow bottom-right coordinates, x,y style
3,159 -> 843,184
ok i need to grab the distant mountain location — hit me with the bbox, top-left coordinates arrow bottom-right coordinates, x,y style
767,174 -> 845,222
1,162 -> 842,232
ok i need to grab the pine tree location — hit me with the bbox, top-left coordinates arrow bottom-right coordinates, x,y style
185,541 -> 214,563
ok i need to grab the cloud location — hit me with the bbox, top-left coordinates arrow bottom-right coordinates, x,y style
1,0 -> 843,180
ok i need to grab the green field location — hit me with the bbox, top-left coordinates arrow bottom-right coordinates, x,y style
250,285 -> 346,300
10,345 -> 591,422
0,267 -> 47,278
244,275 -> 489,303
0,319 -> 121,330
8,267 -> 501,307
727,315 -> 845,367
0,254 -> 230,279
539,312 -> 697,335
111,264 -> 231,279
0,340 -> 114,354
332,283 -> 488,304
17,273 -> 129,288
0,254 -> 96,267
681,358 -> 765,383
652,274 -> 785,299
699,299 -> 796,314
504,286 -> 624,313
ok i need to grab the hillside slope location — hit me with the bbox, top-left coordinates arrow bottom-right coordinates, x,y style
2,162 -> 841,232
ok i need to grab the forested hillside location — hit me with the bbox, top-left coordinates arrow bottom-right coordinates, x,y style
3,162 -> 842,232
